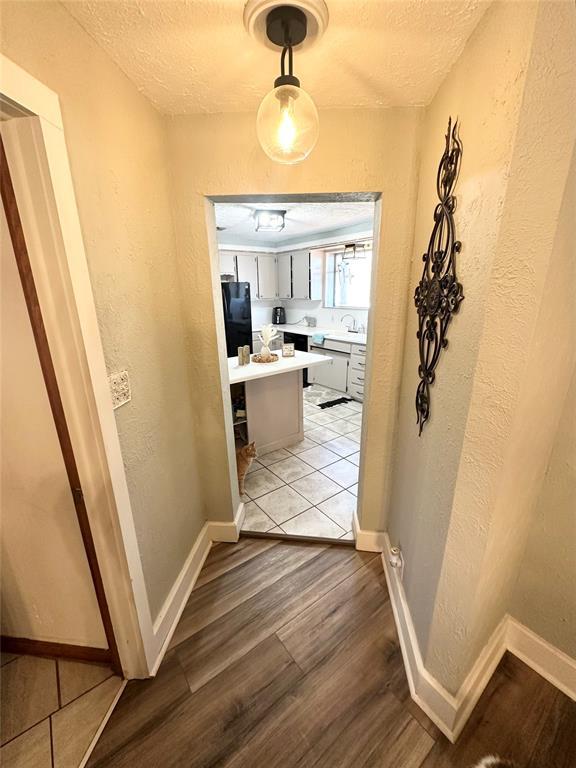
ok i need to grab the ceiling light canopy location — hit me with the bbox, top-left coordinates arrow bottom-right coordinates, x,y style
254,209 -> 286,232
255,5 -> 321,165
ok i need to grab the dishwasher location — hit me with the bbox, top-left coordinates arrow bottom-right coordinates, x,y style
283,331 -> 311,387
308,344 -> 350,393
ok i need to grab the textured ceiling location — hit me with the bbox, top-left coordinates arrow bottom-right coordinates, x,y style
215,201 -> 374,245
64,1 -> 489,114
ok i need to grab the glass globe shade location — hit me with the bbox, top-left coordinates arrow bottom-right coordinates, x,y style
256,84 -> 319,164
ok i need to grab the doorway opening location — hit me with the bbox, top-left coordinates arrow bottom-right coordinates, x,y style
209,194 -> 378,542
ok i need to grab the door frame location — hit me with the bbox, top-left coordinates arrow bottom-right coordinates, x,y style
0,54 -> 160,676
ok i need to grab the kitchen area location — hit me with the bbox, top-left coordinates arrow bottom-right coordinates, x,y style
217,200 -> 374,541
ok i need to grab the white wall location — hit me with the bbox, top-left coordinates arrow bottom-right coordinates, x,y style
1,205 -> 106,646
0,1 -> 204,621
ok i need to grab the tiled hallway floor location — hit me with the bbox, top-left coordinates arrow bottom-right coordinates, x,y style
0,652 -> 123,768
241,386 -> 362,540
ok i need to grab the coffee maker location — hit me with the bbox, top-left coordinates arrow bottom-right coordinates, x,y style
272,306 -> 286,325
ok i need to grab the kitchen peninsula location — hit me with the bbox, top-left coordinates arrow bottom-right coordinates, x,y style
229,350 -> 330,454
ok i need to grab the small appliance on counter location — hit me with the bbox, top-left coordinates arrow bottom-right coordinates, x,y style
272,306 -> 286,325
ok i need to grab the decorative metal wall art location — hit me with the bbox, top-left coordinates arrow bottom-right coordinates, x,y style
414,118 -> 464,435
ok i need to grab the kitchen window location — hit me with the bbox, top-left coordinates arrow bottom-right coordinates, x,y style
325,243 -> 372,309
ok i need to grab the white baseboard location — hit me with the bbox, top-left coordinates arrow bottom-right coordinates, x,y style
147,505 -> 245,675
507,616 -> 576,702
353,511 -> 387,552
208,502 -> 245,543
149,523 -> 212,674
381,533 -> 575,742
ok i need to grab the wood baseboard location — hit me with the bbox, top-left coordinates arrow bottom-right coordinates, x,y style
0,636 -> 112,664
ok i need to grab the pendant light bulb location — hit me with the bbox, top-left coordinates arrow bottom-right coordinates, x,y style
257,83 -> 319,164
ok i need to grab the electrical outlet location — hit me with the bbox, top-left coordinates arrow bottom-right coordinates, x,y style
108,370 -> 131,410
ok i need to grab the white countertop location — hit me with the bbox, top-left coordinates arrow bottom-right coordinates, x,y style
253,324 -> 367,347
228,350 -> 331,385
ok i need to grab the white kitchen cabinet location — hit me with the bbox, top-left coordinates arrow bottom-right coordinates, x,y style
291,250 -> 311,299
236,252 -> 259,301
257,254 -> 278,300
308,349 -> 349,392
277,253 -> 292,298
219,251 -> 237,279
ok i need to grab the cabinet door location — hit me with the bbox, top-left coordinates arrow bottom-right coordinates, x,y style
312,352 -> 349,392
310,251 -> 323,300
236,253 -> 259,300
219,251 -> 237,279
291,251 -> 310,299
277,253 -> 292,299
257,254 -> 278,299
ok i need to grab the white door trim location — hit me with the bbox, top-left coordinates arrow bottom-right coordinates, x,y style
0,54 -> 156,676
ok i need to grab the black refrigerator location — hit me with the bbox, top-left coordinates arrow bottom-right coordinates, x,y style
221,282 -> 253,357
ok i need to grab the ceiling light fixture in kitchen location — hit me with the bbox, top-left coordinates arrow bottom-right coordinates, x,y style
254,209 -> 286,232
255,5 -> 320,164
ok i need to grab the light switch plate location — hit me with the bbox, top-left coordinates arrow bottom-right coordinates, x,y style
108,370 -> 131,410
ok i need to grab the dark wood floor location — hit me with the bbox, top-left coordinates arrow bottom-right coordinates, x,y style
88,539 -> 576,768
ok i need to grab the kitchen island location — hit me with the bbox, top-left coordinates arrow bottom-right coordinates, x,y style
229,350 -> 330,454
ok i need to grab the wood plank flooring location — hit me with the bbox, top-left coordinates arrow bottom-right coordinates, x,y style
87,539 -> 576,768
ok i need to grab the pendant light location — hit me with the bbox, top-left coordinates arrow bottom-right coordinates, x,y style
256,6 -> 319,164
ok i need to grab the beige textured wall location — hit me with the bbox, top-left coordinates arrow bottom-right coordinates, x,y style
388,0 -> 538,653
166,108 -> 422,528
511,369 -> 576,659
0,1 -> 203,619
425,0 -> 576,691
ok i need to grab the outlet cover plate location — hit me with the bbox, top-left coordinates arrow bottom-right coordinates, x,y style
108,370 -> 131,410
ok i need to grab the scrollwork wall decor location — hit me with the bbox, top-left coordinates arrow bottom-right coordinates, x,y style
415,118 -> 464,434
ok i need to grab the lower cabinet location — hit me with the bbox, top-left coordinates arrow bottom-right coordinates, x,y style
308,349 -> 349,392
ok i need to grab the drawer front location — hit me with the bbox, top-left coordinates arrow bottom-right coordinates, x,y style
322,339 -> 352,354
351,344 -> 367,356
348,382 -> 364,401
348,370 -> 365,389
350,356 -> 366,373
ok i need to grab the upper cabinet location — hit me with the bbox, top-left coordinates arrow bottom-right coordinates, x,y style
220,251 -> 237,279
277,253 -> 292,299
236,252 -> 259,301
221,248 -> 323,303
291,250 -> 311,299
257,254 -> 278,299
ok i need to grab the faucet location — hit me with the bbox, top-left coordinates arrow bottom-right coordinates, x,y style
341,314 -> 357,333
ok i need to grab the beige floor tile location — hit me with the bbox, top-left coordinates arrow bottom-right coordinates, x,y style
339,530 -> 355,541
347,451 -> 361,466
298,445 -> 341,470
349,483 -> 359,496
257,448 -> 292,467
58,660 -> 113,707
289,472 -> 343,506
305,411 -> 339,426
318,490 -> 357,530
255,485 -> 311,525
1,656 -> 58,744
1,653 -> 17,667
241,501 -> 276,532
246,460 -> 263,474
347,412 -> 364,426
321,459 -> 359,488
285,437 -> 318,455
322,436 -> 358,458
267,456 -> 314,484
243,468 -> 285,499
347,428 -> 363,443
280,508 -> 345,538
305,426 -> 339,444
326,418 -> 358,435
52,676 -> 122,768
0,719 -> 51,768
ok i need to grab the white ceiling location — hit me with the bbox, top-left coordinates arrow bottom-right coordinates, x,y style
64,1 -> 489,115
215,201 -> 374,246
